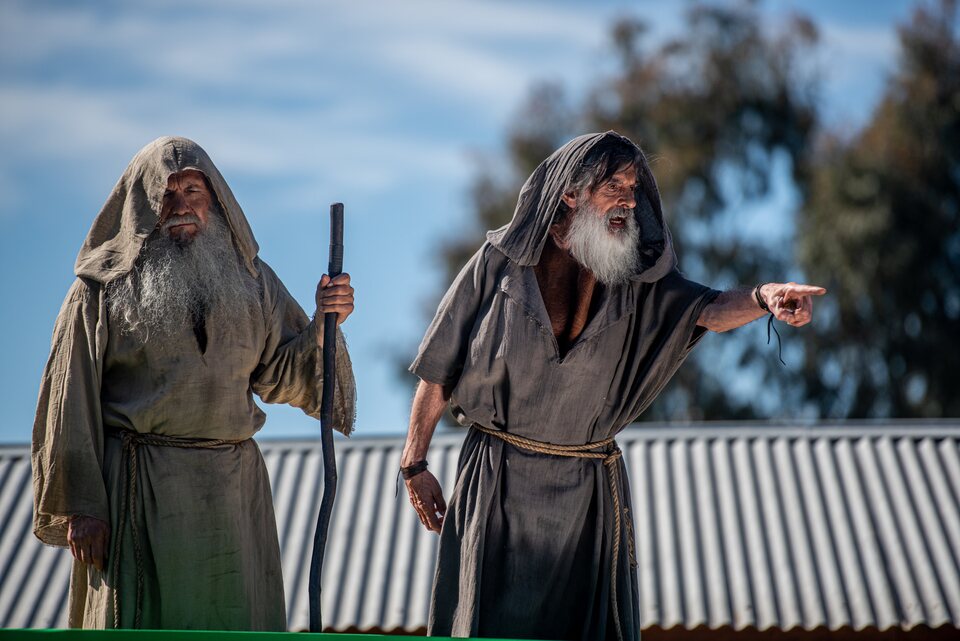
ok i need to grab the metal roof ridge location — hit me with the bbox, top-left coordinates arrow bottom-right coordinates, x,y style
2,418 -> 958,452
254,421 -> 960,452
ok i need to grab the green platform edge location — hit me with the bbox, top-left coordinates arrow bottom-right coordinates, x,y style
0,631 -> 529,641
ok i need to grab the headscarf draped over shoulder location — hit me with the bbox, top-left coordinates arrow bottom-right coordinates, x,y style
486,130 -> 677,283
74,136 -> 260,284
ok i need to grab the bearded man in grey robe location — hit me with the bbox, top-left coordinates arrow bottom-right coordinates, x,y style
402,132 -> 825,640
32,137 -> 357,631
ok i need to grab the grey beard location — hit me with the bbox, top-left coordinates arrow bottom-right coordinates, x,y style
107,213 -> 261,341
565,201 -> 640,286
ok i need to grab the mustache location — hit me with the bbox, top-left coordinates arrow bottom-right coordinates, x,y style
160,213 -> 203,232
605,207 -> 634,220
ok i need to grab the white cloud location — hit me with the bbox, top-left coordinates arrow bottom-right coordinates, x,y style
0,0 -> 623,223
0,87 -> 152,157
0,83 -> 467,214
0,0 -> 614,120
815,22 -> 898,127
816,21 -> 898,88
820,22 -> 898,60
0,2 -> 100,62
190,0 -> 608,47
383,39 -> 531,106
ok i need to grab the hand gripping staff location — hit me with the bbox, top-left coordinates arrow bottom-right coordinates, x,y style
309,202 -> 344,632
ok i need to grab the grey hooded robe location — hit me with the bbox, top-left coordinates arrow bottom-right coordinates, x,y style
411,132 -> 719,640
32,137 -> 356,630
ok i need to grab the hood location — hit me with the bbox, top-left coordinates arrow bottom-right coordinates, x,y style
75,136 -> 260,284
486,130 -> 677,283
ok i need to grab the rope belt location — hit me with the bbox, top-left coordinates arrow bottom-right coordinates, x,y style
471,424 -> 634,641
106,427 -> 249,629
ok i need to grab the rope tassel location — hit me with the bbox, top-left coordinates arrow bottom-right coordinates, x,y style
766,313 -> 786,366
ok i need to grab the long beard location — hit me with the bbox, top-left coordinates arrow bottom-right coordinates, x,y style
107,213 -> 261,341
565,201 -> 640,286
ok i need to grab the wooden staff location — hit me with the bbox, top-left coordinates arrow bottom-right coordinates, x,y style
309,202 -> 344,632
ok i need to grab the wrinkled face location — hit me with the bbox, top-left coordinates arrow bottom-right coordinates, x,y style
586,164 -> 637,232
159,169 -> 213,243
562,164 -> 638,234
554,163 -> 641,285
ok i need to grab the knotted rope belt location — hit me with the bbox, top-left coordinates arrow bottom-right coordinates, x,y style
106,427 -> 249,629
471,424 -> 635,641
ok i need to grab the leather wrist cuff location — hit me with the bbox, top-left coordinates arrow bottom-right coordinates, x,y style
754,283 -> 771,312
401,460 -> 428,480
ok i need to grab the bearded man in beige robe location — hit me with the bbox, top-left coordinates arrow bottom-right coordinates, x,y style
32,136 -> 357,631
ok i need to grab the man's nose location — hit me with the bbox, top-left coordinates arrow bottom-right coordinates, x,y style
618,191 -> 636,209
168,191 -> 191,217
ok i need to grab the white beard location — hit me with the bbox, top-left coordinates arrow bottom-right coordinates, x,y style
565,201 -> 640,286
107,213 -> 260,341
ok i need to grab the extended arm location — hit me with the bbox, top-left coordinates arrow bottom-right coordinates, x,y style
401,379 -> 451,533
697,282 -> 827,333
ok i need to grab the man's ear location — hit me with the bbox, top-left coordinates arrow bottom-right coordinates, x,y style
560,190 -> 577,210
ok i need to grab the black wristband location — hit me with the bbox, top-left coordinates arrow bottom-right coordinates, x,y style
754,283 -> 771,312
401,460 -> 429,480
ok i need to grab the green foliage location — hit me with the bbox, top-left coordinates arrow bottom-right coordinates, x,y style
798,0 -> 960,417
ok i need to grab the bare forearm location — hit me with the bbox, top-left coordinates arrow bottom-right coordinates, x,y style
401,379 -> 450,467
699,281 -> 826,332
698,286 -> 765,332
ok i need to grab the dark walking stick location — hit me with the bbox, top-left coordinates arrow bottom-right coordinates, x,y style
309,202 -> 344,632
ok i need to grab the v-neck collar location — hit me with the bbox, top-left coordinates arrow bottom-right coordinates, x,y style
499,260 -> 637,359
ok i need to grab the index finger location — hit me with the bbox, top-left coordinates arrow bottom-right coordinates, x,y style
329,273 -> 351,285
784,285 -> 826,297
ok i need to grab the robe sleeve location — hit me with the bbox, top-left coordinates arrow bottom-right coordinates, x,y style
638,269 -> 720,378
409,244 -> 494,387
647,268 -> 721,362
250,260 -> 356,436
32,279 -> 109,547
618,269 -> 721,422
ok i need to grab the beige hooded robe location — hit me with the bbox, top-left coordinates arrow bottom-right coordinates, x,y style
32,136 -> 356,630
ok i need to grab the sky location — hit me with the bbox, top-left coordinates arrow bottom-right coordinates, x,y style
0,0 -> 916,443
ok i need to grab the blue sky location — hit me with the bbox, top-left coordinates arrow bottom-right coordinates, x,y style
0,0 -> 914,443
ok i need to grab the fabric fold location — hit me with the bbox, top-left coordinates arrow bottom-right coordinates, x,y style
33,136 -> 356,630
414,132 -> 719,639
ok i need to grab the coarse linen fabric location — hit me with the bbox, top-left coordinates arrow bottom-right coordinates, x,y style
411,132 -> 719,640
32,136 -> 356,631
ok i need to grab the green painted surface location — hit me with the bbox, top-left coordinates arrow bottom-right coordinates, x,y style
0,631 -> 529,641
0,633 -> 380,640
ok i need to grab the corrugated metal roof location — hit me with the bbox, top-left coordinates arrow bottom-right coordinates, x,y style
1,422 -> 959,633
